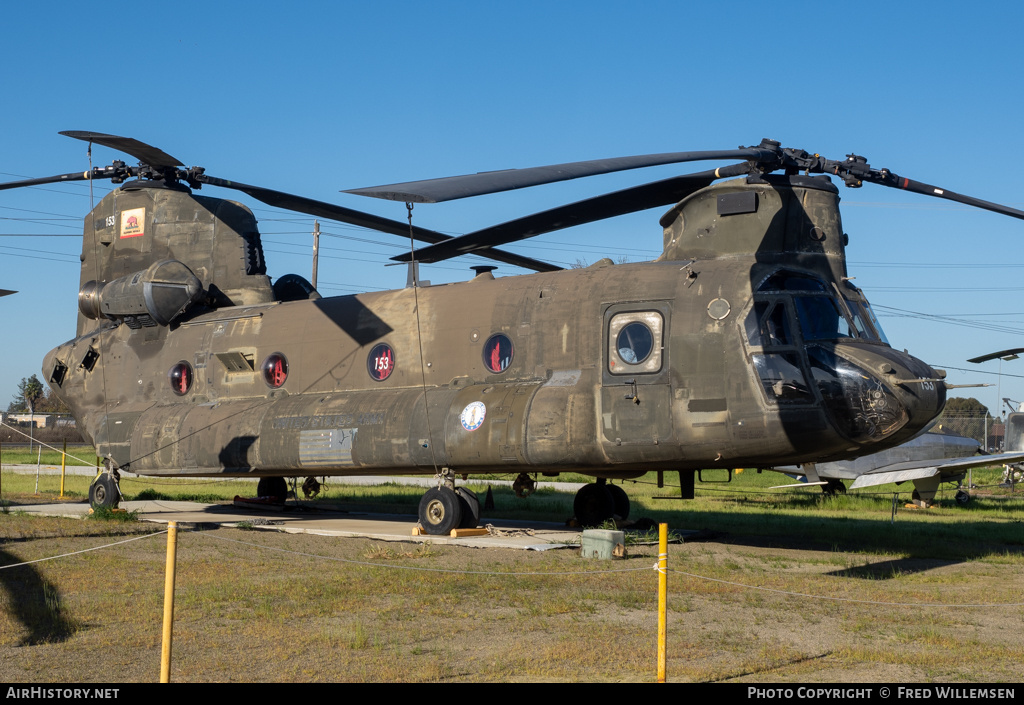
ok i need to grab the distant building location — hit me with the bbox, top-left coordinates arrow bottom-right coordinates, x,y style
1,413 -> 76,429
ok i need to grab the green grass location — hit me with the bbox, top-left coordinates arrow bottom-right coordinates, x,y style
4,462 -> 1022,561
2,467 -> 1023,682
0,445 -> 99,467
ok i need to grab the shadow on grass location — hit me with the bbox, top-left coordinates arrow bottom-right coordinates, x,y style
824,558 -> 964,579
633,492 -> 1024,564
0,547 -> 77,645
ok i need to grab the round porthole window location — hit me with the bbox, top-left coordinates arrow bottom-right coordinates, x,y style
262,352 -> 289,388
483,333 -> 513,373
169,361 -> 193,396
368,343 -> 395,381
616,322 -> 653,364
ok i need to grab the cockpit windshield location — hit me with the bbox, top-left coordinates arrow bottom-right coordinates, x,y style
793,296 -> 854,341
752,270 -> 888,345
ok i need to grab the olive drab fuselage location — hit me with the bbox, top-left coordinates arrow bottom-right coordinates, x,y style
43,174 -> 945,480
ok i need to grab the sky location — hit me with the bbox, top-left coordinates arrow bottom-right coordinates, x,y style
2,1 -> 1024,420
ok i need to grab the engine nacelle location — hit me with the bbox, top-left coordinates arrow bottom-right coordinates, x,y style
79,259 -> 203,328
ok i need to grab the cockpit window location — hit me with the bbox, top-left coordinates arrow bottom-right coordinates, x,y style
745,300 -> 793,347
752,353 -> 814,405
758,271 -> 827,293
860,301 -> 890,345
794,296 -> 854,341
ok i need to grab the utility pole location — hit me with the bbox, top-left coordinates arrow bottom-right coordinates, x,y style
311,220 -> 320,289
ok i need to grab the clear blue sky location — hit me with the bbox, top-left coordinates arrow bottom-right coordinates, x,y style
2,1 -> 1024,419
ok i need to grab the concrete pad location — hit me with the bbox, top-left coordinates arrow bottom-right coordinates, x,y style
7,499 -> 582,551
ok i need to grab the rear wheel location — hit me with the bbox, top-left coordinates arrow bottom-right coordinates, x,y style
257,477 -> 288,502
574,483 -> 614,527
607,484 -> 630,520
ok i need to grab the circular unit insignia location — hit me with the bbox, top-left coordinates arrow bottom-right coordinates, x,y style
460,401 -> 486,431
368,342 -> 396,381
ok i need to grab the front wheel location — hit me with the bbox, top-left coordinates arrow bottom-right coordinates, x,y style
89,474 -> 120,510
419,487 -> 463,535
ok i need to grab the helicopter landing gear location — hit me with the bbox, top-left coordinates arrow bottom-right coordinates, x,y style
89,462 -> 121,510
574,479 -> 630,527
456,487 -> 481,529
256,477 -> 288,502
418,486 -> 462,535
417,471 -> 482,535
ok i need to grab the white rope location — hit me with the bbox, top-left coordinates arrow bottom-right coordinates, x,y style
0,421 -> 96,466
0,530 -> 168,571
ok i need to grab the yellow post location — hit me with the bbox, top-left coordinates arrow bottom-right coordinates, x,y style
160,521 -> 178,683
60,439 -> 67,498
657,522 -> 668,682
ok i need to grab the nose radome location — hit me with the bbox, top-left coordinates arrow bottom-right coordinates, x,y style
824,342 -> 945,448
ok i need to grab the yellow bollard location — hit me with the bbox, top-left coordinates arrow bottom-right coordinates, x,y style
657,522 -> 668,682
60,439 -> 67,498
160,521 -> 178,683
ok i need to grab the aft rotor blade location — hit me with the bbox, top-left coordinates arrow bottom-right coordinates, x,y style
0,171 -> 93,191
60,131 -> 184,168
346,148 -> 776,204
196,174 -> 560,272
0,163 -> 135,191
391,164 -> 752,264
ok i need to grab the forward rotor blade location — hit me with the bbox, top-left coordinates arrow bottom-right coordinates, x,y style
347,147 -> 776,204
875,173 -> 1024,221
196,174 -> 560,272
391,163 -> 752,264
60,131 -> 183,168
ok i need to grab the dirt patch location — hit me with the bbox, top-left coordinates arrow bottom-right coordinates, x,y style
0,511 -> 1021,683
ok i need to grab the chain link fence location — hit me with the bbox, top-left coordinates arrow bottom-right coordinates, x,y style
932,412 -> 1000,449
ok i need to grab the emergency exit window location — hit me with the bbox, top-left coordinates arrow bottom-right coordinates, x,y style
608,311 -> 663,374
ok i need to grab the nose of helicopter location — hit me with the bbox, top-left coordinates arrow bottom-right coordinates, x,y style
806,342 -> 945,448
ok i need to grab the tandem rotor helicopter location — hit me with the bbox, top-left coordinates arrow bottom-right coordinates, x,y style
3,131 -> 1024,533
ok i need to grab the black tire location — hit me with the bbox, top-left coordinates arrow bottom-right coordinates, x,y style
257,477 -> 288,502
456,488 -> 481,529
822,479 -> 847,497
419,487 -> 463,535
89,474 -> 120,509
574,483 -> 614,527
955,489 -> 971,507
607,484 -> 630,520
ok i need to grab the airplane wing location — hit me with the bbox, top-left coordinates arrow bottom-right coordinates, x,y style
849,451 -> 1024,489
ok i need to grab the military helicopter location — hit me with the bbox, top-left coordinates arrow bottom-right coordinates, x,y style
3,131 -> 1023,534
